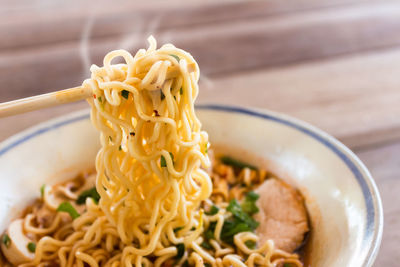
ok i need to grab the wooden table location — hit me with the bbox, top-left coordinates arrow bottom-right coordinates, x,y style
1,0 -> 399,265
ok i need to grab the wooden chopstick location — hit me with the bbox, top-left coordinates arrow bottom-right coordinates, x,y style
0,86 -> 92,118
0,64 -> 196,118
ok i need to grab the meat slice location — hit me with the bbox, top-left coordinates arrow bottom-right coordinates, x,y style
254,178 -> 309,252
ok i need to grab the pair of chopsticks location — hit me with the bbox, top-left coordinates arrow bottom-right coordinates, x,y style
0,64 -> 195,118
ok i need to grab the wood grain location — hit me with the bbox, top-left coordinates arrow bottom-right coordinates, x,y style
2,0 -> 400,103
0,0 -> 371,51
356,142 -> 400,266
199,48 -> 400,149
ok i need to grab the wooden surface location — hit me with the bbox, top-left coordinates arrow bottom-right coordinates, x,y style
0,0 -> 399,265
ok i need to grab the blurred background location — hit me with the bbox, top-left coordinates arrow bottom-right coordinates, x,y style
1,0 -> 399,265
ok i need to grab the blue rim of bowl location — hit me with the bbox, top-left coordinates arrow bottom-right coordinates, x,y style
0,104 -> 383,266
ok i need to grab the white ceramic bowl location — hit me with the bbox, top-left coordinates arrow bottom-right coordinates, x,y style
0,105 -> 383,266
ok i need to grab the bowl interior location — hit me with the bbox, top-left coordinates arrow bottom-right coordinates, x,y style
0,106 -> 382,267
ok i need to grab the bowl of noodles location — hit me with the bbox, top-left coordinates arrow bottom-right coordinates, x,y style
0,38 -> 382,267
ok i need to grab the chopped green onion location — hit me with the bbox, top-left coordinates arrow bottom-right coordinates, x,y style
283,264 -> 292,267
176,243 -> 185,258
27,242 -> 36,252
241,191 -> 260,216
76,187 -> 100,205
121,90 -> 130,99
160,155 -> 167,167
204,263 -> 212,267
201,241 -> 212,250
170,54 -> 180,62
227,199 -> 259,230
161,153 -> 174,167
173,226 -> 184,233
180,87 -> 183,95
245,240 -> 256,249
220,156 -> 257,170
204,223 -> 215,240
40,184 -> 45,198
57,202 -> 80,219
205,142 -> 208,154
98,96 -> 102,103
2,234 -> 11,248
205,205 -> 219,216
119,145 -> 122,151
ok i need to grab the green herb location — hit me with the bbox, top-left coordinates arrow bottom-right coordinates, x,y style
98,96 -> 102,103
220,220 -> 252,244
245,240 -> 256,249
40,184 -> 45,198
76,187 -> 100,205
206,199 -> 259,244
204,142 -> 208,154
170,54 -> 180,62
160,90 -> 165,100
130,132 -> 135,137
119,145 -> 122,151
57,202 -> 80,219
161,155 -> 167,167
27,242 -> 36,252
241,191 -> 259,216
204,263 -> 212,267
220,156 -> 257,170
180,87 -> 183,95
205,205 -> 219,216
176,243 -> 185,258
173,226 -> 184,233
121,90 -> 130,99
227,199 -> 259,229
161,153 -> 174,167
283,264 -> 292,267
204,222 -> 216,240
201,241 -> 212,250
2,234 -> 11,248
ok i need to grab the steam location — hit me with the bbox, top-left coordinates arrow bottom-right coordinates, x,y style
79,15 -> 213,90
80,15 -> 95,79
